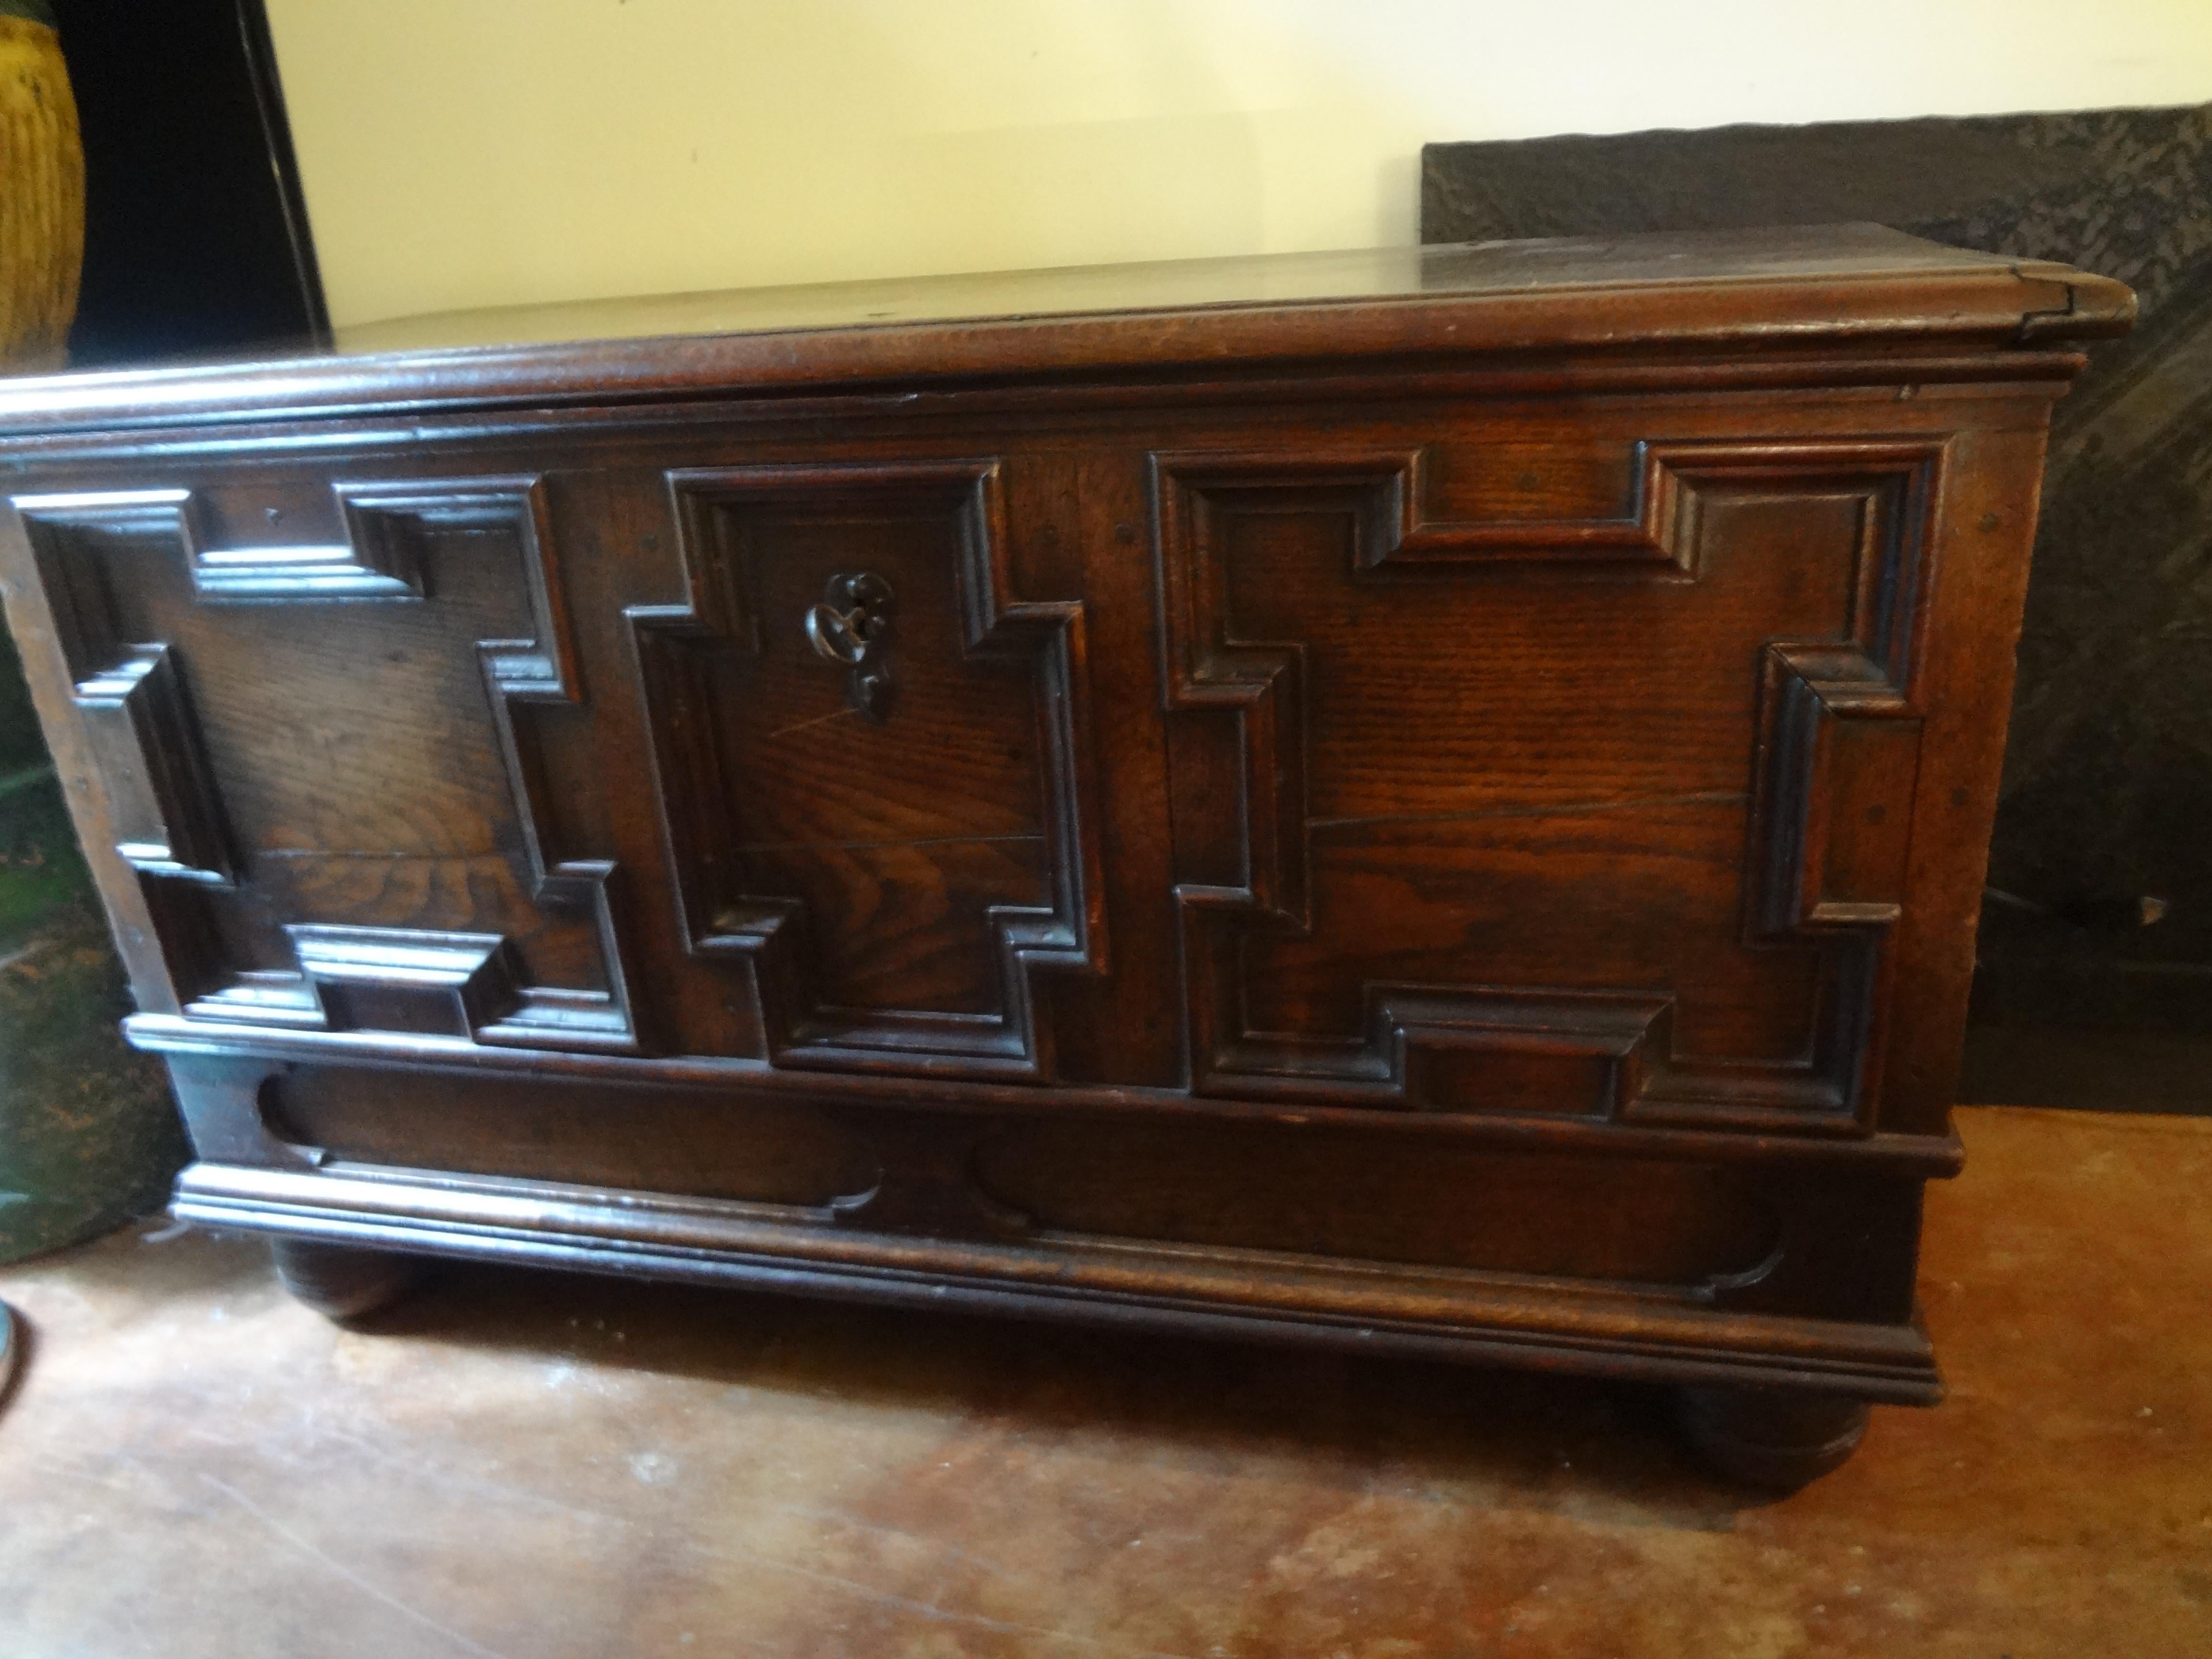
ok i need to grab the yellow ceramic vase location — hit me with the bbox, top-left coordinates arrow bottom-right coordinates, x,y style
0,3 -> 83,372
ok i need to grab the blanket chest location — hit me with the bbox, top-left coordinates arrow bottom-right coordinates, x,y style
0,225 -> 2130,1485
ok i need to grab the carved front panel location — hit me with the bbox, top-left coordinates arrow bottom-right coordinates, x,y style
8,478 -> 637,1050
1154,440 -> 1939,1130
633,460 -> 1105,1080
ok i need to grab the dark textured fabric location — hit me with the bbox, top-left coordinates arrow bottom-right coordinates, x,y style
1424,108 -> 2212,1105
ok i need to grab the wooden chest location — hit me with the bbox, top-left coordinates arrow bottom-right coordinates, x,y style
0,227 -> 2129,1485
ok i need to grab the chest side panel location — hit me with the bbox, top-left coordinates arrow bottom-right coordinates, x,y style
1152,402 -> 1984,1136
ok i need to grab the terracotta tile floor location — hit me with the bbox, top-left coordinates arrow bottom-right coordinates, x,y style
1,1105 -> 2207,1658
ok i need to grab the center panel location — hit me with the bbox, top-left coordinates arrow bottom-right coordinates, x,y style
709,507 -> 1048,1019
633,457 -> 1107,1081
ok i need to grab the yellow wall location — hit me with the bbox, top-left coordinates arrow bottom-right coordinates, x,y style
264,0 -> 2212,329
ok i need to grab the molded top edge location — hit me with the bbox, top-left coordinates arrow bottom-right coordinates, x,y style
0,225 -> 2134,437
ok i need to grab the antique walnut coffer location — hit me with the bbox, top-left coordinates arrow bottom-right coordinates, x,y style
0,227 -> 2131,1486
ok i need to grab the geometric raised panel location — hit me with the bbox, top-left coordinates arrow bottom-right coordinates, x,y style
1745,642 -> 1923,938
631,458 -> 1105,1080
1152,438 -> 1942,1131
1711,640 -> 1923,1128
12,492 -> 241,886
286,925 -> 526,1040
60,640 -> 238,887
1310,439 -> 1700,573
10,477 -> 639,1052
12,480 -> 593,606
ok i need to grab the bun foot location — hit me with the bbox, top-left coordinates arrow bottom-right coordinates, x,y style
1675,1384 -> 1871,1491
271,1239 -> 425,1321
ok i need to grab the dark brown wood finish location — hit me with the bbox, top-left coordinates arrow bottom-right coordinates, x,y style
0,226 -> 2129,1485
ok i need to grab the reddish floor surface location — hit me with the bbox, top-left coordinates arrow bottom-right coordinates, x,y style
1,1105 -> 2207,1657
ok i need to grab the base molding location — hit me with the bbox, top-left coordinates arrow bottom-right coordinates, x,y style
175,1159 -> 1942,1405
